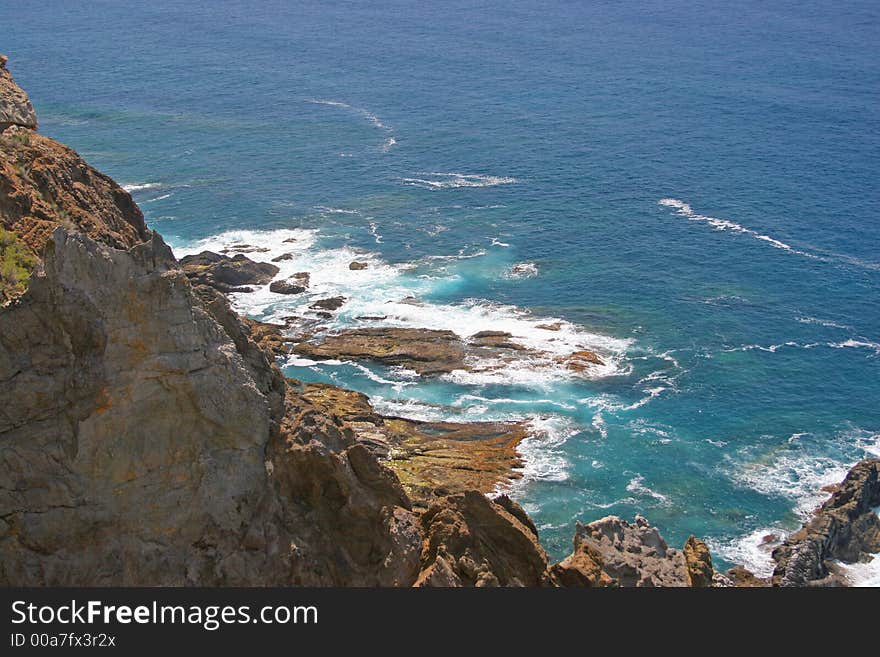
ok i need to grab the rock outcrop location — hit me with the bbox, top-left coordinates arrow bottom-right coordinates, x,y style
416,491 -> 548,587
772,458 -> 880,587
0,55 -> 37,131
179,251 -> 279,294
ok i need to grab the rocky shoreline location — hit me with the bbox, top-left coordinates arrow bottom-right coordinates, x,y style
2,54 -> 878,587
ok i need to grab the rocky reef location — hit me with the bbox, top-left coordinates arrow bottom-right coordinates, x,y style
1,55 -> 873,588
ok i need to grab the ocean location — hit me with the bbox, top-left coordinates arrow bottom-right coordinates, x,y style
5,0 -> 879,580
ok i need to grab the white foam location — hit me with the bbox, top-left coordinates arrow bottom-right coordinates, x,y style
505,262 -> 539,279
725,339 -> 880,356
794,316 -> 854,331
707,528 -> 782,578
506,416 -> 580,489
143,193 -> 172,202
659,198 -> 817,258
402,172 -> 518,190
625,473 -> 670,505
122,182 -> 162,192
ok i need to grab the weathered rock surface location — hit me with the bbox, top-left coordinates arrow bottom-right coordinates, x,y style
772,458 -> 880,587
0,54 -> 37,131
294,327 -> 467,375
683,535 -> 714,587
179,251 -> 279,294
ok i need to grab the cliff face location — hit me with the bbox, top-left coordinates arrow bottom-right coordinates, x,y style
0,54 -> 728,587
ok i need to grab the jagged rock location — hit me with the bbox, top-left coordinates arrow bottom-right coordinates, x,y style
556,515 -> 691,587
0,54 -> 37,130
536,322 -> 562,331
294,327 -> 466,375
349,261 -> 368,270
544,540 -> 615,588
179,251 -> 279,293
417,491 -> 549,587
269,279 -> 306,295
684,535 -> 714,587
271,252 -> 294,262
772,458 -> 880,587
309,296 -> 346,311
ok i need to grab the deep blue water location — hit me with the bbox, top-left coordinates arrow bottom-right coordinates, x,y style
5,0 -> 879,576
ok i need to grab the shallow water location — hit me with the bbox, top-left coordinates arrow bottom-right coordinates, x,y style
6,0 -> 879,576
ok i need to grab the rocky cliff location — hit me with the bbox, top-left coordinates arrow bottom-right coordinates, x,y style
7,54 -> 868,588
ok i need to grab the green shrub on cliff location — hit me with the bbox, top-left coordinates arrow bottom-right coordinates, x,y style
0,226 -> 36,304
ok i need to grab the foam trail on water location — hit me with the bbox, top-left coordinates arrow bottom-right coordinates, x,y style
402,172 -> 518,190
307,98 -> 396,151
659,198 -> 817,258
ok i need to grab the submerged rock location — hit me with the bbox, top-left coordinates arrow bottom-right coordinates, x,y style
772,458 -> 880,587
179,251 -> 279,293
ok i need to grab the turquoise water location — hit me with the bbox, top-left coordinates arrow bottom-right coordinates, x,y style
5,0 -> 879,575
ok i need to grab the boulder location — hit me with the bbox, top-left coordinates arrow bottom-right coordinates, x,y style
349,261 -> 368,270
269,279 -> 306,295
